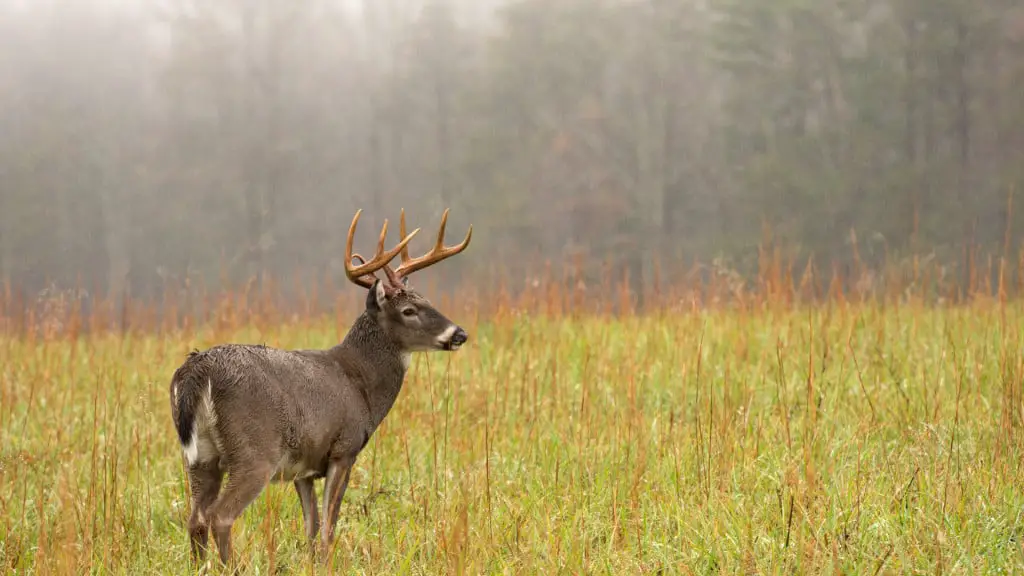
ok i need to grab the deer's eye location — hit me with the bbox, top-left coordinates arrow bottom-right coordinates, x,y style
402,307 -> 417,317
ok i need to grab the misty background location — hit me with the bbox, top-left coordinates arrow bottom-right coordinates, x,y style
2,0 -> 1023,308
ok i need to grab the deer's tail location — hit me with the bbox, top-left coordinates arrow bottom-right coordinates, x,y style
170,351 -> 211,455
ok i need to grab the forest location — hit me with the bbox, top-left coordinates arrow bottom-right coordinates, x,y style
2,0 -> 1022,310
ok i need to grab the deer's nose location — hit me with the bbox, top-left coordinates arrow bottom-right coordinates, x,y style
449,327 -> 468,349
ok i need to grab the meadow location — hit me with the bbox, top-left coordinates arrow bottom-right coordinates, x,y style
2,265 -> 1024,575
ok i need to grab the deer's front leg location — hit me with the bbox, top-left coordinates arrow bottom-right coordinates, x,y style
294,478 -> 319,551
319,456 -> 355,556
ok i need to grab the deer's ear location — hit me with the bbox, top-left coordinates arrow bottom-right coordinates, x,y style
366,278 -> 390,311
374,279 -> 389,308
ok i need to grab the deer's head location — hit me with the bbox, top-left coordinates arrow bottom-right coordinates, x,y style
344,209 -> 471,353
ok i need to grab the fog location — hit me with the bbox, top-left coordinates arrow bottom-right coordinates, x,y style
2,0 -> 1022,305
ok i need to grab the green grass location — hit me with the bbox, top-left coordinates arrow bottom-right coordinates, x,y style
3,301 -> 1024,574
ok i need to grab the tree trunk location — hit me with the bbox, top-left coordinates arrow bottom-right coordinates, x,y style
435,64 -> 451,208
954,18 -> 972,244
0,184 -> 8,283
904,16 -> 920,244
98,186 -> 131,308
241,0 -> 266,288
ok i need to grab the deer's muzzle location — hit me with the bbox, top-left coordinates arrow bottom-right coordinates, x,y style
439,325 -> 469,351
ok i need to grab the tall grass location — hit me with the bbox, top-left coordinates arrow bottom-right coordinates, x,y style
2,254 -> 1024,574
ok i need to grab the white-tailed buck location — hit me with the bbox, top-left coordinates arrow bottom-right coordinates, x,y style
169,209 -> 472,566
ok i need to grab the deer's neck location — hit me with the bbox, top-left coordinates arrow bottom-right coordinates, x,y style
334,312 -> 409,429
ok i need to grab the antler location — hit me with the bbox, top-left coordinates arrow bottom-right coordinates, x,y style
344,209 -> 420,288
392,208 -> 473,279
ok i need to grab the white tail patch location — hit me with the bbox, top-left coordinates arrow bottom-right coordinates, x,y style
400,352 -> 412,370
183,426 -> 199,464
183,379 -> 221,467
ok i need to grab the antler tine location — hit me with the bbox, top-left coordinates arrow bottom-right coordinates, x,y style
344,209 -> 421,288
433,209 -> 449,252
399,208 -> 411,263
376,218 -> 389,259
393,208 -> 473,279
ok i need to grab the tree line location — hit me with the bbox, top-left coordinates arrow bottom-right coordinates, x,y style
1,0 -> 1022,304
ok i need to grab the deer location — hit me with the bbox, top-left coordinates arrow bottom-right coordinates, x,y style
169,208 -> 472,567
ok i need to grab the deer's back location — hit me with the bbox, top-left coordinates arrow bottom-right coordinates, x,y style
172,343 -> 372,478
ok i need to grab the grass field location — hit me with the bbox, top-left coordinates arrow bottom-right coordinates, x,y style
3,285 -> 1024,574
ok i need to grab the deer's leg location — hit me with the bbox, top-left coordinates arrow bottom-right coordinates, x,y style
186,460 -> 223,563
319,456 -> 355,554
294,478 -> 320,550
206,461 -> 273,566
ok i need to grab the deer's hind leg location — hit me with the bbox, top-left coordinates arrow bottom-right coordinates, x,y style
206,458 -> 274,567
186,460 -> 223,563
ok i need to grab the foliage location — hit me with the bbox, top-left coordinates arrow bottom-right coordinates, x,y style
1,0 -> 1023,299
